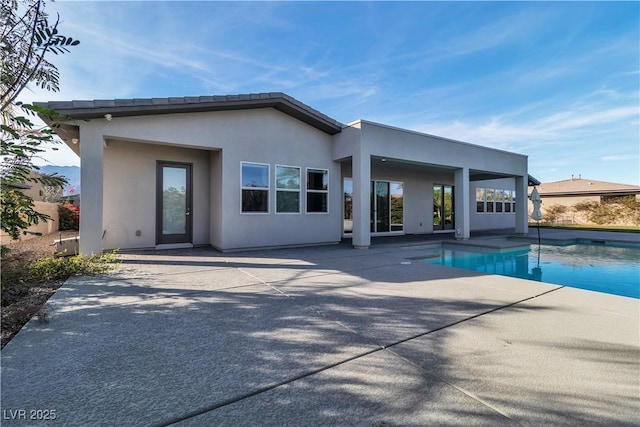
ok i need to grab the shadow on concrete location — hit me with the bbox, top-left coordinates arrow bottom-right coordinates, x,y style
2,233 -> 638,426
2,277 -> 553,426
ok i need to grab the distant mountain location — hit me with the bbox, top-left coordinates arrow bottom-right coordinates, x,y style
39,165 -> 80,195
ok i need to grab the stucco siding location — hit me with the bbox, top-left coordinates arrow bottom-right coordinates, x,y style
93,108 -> 330,153
103,140 -> 211,250
88,108 -> 343,251
209,150 -> 223,249
540,195 -> 599,207
470,178 -> 517,230
359,121 -> 527,176
215,112 -> 341,250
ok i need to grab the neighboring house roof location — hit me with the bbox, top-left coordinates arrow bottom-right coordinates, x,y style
532,177 -> 640,196
34,92 -> 343,135
5,182 -> 31,190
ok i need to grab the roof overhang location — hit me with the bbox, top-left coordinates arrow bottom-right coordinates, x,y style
34,92 -> 344,137
470,171 -> 541,186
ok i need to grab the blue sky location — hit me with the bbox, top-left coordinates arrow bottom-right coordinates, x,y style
28,1 -> 639,185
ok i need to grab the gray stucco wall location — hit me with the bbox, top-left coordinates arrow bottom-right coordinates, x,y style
470,178 -> 517,230
103,140 -> 211,250
96,108 -> 341,251
359,121 -> 527,176
80,107 -> 529,251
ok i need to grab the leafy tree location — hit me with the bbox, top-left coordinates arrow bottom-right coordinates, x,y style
616,196 -> 640,225
542,204 -> 568,225
573,199 -> 638,226
1,0 -> 79,240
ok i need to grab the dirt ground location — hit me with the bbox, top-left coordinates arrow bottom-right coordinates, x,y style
1,231 -> 79,349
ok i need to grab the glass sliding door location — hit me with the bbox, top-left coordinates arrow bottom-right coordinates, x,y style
370,180 -> 403,233
344,178 -> 404,235
390,182 -> 404,232
443,185 -> 454,229
433,184 -> 454,231
343,178 -> 353,234
373,181 -> 390,232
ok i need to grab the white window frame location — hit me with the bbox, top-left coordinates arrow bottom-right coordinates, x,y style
504,189 -> 512,213
476,187 -> 486,213
240,161 -> 270,214
486,188 -> 495,213
275,164 -> 301,214
495,189 -> 504,213
306,167 -> 329,214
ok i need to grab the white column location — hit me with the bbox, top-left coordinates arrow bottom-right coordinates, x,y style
454,167 -> 470,240
515,175 -> 529,234
351,149 -> 371,249
79,128 -> 104,254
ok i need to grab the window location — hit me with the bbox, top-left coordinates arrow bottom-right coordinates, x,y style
486,188 -> 495,213
241,162 -> 269,213
276,165 -> 300,213
504,190 -> 512,213
476,188 -> 485,213
496,189 -> 504,213
306,168 -> 328,213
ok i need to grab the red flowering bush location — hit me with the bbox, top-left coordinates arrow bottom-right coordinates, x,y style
58,202 -> 79,231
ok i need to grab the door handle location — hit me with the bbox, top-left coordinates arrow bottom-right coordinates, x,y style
185,209 -> 190,216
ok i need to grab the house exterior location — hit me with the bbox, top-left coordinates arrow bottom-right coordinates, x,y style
36,93 -> 535,253
0,171 -> 61,242
528,176 -> 640,225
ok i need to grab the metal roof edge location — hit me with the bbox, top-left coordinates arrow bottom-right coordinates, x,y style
34,93 -> 343,135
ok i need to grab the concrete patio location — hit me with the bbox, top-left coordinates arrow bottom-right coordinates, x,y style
1,230 -> 639,426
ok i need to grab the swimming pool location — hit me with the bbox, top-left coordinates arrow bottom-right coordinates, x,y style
424,243 -> 640,298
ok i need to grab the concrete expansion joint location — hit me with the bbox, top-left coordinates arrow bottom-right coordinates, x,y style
161,261 -> 566,427
233,265 -> 370,340
382,346 -> 526,426
155,347 -> 383,427
235,267 -> 292,297
381,285 -> 567,353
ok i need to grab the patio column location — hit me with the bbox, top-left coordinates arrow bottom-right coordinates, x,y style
515,175 -> 529,234
454,167 -> 470,239
351,149 -> 371,249
79,128 -> 104,254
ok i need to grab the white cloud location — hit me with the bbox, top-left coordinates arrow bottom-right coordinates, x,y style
601,154 -> 639,162
538,105 -> 639,131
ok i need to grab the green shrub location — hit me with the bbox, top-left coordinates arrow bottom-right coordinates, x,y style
26,252 -> 118,283
573,201 -> 621,225
542,204 -> 568,224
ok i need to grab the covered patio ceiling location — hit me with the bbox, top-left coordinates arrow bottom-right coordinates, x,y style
368,156 -> 540,186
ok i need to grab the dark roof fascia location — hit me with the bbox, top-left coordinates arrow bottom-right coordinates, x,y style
34,93 -> 343,135
528,175 -> 541,186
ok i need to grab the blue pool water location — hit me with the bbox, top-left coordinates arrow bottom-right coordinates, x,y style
425,243 -> 640,298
